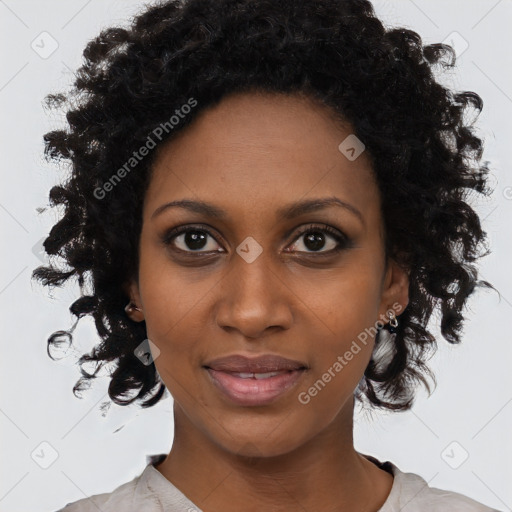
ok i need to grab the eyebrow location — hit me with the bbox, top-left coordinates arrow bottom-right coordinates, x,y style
151,196 -> 364,225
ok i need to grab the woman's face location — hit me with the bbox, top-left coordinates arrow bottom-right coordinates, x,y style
127,91 -> 409,457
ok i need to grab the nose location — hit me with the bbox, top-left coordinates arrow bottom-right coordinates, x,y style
214,247 -> 294,340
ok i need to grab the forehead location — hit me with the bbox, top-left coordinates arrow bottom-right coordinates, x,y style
145,91 -> 381,225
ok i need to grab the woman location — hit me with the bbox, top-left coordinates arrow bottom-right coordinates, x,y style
33,0 -> 500,510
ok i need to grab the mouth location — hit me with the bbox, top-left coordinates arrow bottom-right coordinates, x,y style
203,367 -> 307,406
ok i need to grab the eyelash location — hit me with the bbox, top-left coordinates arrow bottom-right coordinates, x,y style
161,223 -> 351,256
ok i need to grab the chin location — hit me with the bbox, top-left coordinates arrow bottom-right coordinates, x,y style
212,424 -> 309,459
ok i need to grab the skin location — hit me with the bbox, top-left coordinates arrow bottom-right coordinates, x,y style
125,90 -> 409,512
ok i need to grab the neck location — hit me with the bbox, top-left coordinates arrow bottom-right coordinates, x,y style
155,397 -> 393,512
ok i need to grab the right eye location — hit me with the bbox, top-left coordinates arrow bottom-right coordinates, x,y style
161,225 -> 225,254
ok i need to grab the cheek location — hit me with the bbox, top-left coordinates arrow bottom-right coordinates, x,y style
135,254 -> 212,394
293,308 -> 376,423
298,261 -> 383,343
294,265 -> 382,395
137,241 -> 209,342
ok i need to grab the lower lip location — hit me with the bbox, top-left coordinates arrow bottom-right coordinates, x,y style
205,368 -> 306,406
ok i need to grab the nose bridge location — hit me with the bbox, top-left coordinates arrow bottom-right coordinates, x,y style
215,239 -> 293,337
230,240 -> 278,304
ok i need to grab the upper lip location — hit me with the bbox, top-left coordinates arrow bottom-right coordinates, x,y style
204,354 -> 308,373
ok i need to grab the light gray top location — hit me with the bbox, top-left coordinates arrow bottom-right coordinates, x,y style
56,454 -> 500,512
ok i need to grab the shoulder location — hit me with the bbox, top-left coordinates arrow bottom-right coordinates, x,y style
361,454 -> 500,512
55,470 -> 143,512
386,463 -> 500,511
55,459 -> 197,512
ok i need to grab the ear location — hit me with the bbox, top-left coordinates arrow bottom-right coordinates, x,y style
377,257 -> 409,325
122,278 -> 144,322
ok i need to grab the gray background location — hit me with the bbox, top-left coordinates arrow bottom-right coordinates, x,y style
0,1 -> 510,511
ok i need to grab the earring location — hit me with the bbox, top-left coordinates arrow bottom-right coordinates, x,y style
386,310 -> 398,334
125,302 -> 142,314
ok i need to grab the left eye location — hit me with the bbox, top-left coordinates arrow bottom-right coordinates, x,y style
288,227 -> 344,253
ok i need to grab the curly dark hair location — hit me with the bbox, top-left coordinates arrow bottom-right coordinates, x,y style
32,0 -> 496,412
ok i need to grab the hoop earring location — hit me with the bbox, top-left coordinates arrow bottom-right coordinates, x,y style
386,310 -> 398,334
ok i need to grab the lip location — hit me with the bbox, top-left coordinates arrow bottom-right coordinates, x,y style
203,354 -> 309,406
204,354 -> 308,373
205,367 -> 307,406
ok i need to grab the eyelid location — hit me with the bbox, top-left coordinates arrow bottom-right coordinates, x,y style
161,223 -> 225,252
288,224 -> 348,252
161,222 -> 350,254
